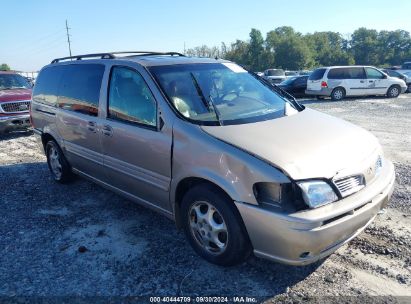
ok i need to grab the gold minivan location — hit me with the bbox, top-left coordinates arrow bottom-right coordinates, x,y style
31,52 -> 395,266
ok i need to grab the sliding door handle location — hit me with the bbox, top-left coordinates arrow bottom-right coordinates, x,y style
87,121 -> 97,132
102,125 -> 113,136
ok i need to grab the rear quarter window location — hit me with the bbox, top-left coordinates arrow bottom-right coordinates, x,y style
57,64 -> 105,116
32,66 -> 64,106
308,68 -> 326,80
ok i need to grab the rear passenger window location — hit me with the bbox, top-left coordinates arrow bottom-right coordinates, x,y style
346,67 -> 365,79
32,66 -> 64,106
327,68 -> 347,79
308,68 -> 326,80
108,66 -> 157,128
58,64 -> 105,116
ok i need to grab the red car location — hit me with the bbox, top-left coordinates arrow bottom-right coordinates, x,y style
0,71 -> 32,133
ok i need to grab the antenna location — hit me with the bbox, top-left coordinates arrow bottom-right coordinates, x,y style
65,20 -> 72,57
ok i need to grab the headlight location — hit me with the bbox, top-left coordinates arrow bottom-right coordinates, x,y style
297,180 -> 338,208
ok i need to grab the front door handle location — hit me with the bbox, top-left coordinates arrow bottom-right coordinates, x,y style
360,80 -> 365,83
102,125 -> 113,136
87,121 -> 97,133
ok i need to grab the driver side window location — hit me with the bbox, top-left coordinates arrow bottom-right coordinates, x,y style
366,68 -> 384,79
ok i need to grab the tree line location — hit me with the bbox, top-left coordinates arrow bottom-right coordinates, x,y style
186,26 -> 411,71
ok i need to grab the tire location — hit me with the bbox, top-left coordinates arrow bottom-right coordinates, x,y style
331,87 -> 345,101
45,140 -> 73,183
181,184 -> 252,266
387,85 -> 401,98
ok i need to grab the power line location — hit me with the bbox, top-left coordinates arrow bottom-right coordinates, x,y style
4,29 -> 65,54
65,20 -> 72,57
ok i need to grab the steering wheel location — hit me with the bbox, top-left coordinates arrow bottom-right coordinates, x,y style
220,90 -> 240,101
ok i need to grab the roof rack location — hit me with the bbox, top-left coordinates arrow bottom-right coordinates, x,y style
51,53 -> 115,63
110,51 -> 185,57
51,51 -> 185,64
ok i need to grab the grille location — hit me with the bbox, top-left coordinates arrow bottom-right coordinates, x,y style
1,101 -> 31,113
334,175 -> 365,197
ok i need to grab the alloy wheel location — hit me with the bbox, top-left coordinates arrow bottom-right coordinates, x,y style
188,201 -> 228,254
48,146 -> 62,179
389,87 -> 399,97
333,89 -> 343,100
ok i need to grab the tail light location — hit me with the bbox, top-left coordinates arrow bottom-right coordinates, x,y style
321,81 -> 328,88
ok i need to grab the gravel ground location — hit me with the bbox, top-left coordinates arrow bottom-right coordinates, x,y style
0,94 -> 410,303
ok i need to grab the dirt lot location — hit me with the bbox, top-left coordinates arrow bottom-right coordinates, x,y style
0,94 -> 410,303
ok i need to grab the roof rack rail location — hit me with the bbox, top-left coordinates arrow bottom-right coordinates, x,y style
51,51 -> 185,64
51,53 -> 115,64
109,51 -> 185,57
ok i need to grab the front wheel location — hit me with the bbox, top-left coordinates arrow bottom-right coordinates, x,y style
387,85 -> 401,98
181,184 -> 251,266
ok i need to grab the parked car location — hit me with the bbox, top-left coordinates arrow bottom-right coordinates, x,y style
278,75 -> 309,97
382,69 -> 411,93
285,71 -> 298,78
298,70 -> 312,76
0,71 -> 32,133
31,52 -> 395,266
25,76 -> 35,87
263,68 -> 286,84
306,66 -> 407,101
402,62 -> 411,70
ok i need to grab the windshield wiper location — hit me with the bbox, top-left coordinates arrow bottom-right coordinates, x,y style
189,72 -> 223,125
248,71 -> 303,112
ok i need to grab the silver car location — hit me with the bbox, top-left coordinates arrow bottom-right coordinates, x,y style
31,52 -> 395,266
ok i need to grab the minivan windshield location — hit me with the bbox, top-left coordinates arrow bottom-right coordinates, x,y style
0,74 -> 31,90
150,63 -> 299,125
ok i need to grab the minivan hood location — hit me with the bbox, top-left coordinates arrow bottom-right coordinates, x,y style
0,88 -> 32,102
201,108 -> 379,180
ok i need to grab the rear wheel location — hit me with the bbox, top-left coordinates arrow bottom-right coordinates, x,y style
181,184 -> 251,266
387,85 -> 400,98
331,87 -> 345,101
45,140 -> 73,183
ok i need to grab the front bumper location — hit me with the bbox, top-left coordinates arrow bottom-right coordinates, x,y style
305,88 -> 333,96
401,86 -> 407,94
235,160 -> 395,265
0,113 -> 31,133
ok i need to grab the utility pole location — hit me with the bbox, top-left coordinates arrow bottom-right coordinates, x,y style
184,42 -> 186,55
65,20 -> 72,57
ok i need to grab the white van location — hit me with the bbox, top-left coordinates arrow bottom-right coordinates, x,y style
306,66 -> 407,101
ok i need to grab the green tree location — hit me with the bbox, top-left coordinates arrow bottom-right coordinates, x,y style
224,39 -> 250,68
0,63 -> 11,71
266,27 -> 314,70
248,28 -> 265,71
350,28 -> 379,65
376,30 -> 411,66
305,32 -> 354,66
